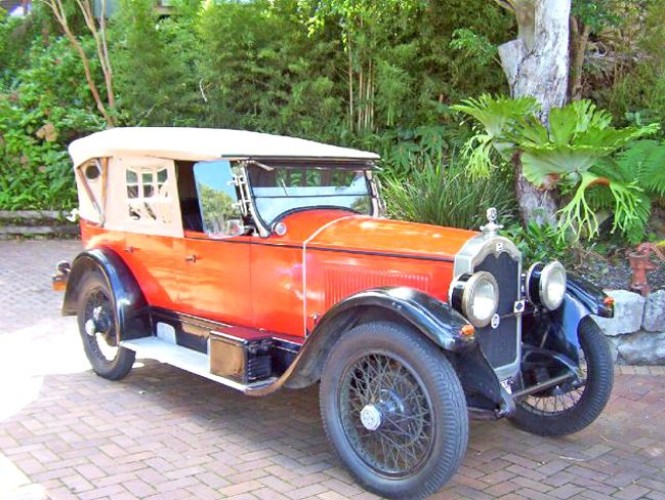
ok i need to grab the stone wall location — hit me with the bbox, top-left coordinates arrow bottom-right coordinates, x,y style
0,210 -> 78,239
593,289 -> 665,365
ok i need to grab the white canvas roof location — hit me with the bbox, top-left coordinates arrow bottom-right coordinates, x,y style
68,127 -> 380,167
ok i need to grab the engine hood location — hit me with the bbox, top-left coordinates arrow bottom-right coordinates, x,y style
305,215 -> 478,261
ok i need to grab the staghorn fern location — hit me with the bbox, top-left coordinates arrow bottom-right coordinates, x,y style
455,94 -> 662,243
453,95 -> 538,177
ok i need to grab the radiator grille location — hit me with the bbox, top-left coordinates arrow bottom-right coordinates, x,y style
324,266 -> 430,309
473,251 -> 520,369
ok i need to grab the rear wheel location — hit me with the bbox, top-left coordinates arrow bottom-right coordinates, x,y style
510,317 -> 613,437
320,321 -> 468,500
77,273 -> 135,380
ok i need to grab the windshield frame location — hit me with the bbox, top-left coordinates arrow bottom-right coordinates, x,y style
240,159 -> 381,236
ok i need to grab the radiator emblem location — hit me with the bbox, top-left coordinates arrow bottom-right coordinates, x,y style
491,313 -> 501,329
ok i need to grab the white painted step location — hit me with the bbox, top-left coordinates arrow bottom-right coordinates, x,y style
120,336 -> 275,392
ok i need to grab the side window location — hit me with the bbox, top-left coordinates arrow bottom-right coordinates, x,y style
125,166 -> 171,223
193,161 -> 244,238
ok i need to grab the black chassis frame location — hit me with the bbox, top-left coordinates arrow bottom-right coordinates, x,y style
63,247 -> 613,419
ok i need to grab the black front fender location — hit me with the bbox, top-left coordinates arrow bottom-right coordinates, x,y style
565,272 -> 614,318
62,248 -> 150,341
524,273 -> 613,365
248,287 -> 513,417
253,287 -> 475,393
312,287 -> 476,352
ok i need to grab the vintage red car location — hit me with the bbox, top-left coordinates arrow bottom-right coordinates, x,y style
54,127 -> 615,499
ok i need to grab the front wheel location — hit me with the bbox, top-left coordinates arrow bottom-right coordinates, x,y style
320,321 -> 468,500
510,317 -> 614,437
77,272 -> 135,380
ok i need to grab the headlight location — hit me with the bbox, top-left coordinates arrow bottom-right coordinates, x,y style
526,261 -> 567,310
450,271 -> 499,328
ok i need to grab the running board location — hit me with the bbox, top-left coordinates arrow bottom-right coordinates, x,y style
120,337 -> 276,393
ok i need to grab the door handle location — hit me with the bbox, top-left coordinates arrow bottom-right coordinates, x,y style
185,254 -> 198,263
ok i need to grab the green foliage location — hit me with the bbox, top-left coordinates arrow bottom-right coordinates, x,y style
587,139 -> 665,242
0,36 -> 104,210
614,140 -> 665,198
453,95 -> 538,177
571,0 -> 621,32
195,0 -> 345,139
382,157 -> 517,230
111,0 -> 204,125
1,0 -> 518,210
456,95 -> 661,243
589,0 -> 665,138
515,100 -> 658,184
449,28 -> 497,67
371,121 -> 471,180
504,222 -> 572,265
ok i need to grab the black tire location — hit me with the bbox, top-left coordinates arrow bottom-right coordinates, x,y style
319,321 -> 468,500
510,317 -> 614,437
77,272 -> 135,380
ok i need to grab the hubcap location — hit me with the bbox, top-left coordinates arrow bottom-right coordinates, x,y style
85,318 -> 96,336
360,404 -> 382,431
83,288 -> 118,362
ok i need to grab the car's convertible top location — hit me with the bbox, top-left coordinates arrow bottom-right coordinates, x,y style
68,127 -> 380,167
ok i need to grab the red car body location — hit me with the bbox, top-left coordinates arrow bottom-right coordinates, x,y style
55,127 -> 615,499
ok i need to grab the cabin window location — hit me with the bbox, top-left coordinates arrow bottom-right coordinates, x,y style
125,166 -> 172,223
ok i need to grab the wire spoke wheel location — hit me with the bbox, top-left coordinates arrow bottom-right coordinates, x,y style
340,352 -> 433,477
521,353 -> 587,416
510,318 -> 614,437
320,321 -> 468,499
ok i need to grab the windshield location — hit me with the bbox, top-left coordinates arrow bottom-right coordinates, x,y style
248,164 -> 373,225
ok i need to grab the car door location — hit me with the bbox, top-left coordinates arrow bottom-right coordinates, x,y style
176,160 -> 252,326
116,155 -> 185,311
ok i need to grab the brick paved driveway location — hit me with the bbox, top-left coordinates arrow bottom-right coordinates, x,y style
1,239 -> 664,500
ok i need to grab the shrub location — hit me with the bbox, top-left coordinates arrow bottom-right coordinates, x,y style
111,0 -> 204,126
0,36 -> 104,210
382,156 -> 517,230
504,222 -> 572,266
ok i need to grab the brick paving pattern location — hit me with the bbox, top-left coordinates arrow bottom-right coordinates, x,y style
1,239 -> 664,499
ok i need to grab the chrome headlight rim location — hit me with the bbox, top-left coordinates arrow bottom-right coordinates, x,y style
450,271 -> 499,328
526,261 -> 567,311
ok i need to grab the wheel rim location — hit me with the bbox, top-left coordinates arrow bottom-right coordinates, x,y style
521,349 -> 588,416
338,352 -> 434,478
83,287 -> 119,363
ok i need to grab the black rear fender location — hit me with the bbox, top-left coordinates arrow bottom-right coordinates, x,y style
62,248 -> 150,341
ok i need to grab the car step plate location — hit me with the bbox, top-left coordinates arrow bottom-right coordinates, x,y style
120,337 -> 276,392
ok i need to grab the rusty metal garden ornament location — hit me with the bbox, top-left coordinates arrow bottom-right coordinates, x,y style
628,242 -> 665,296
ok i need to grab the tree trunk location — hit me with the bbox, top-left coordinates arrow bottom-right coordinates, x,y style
568,16 -> 590,101
497,0 -> 570,226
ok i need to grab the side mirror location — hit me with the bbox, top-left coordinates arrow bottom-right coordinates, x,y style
194,161 -> 245,238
